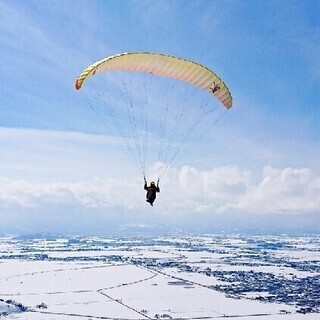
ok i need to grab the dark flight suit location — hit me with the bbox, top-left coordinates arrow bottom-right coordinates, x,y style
144,182 -> 160,206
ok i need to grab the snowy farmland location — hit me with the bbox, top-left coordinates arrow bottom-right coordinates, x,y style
0,235 -> 319,319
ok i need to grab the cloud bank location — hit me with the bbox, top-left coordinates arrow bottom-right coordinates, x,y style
1,165 -> 319,216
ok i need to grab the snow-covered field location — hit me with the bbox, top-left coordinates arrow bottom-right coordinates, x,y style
0,235 -> 319,319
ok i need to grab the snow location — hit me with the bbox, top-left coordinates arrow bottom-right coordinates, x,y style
0,235 -> 319,319
0,301 -> 19,315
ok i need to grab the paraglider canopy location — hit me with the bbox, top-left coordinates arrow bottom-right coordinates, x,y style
75,52 -> 232,109
75,52 -> 232,181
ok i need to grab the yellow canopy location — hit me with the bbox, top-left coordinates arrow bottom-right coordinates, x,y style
75,52 -> 232,109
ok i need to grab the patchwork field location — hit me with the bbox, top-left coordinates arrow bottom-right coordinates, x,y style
0,235 -> 319,319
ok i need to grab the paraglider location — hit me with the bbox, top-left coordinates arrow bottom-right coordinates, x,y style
75,52 -> 232,206
75,52 -> 232,108
144,178 -> 160,206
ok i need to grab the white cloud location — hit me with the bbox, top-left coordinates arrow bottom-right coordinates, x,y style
1,164 -> 319,215
150,164 -> 320,215
1,127 -> 319,215
0,177 -> 142,210
234,167 -> 320,214
0,178 -> 73,207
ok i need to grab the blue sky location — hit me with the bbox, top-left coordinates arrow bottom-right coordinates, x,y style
0,0 -> 319,235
